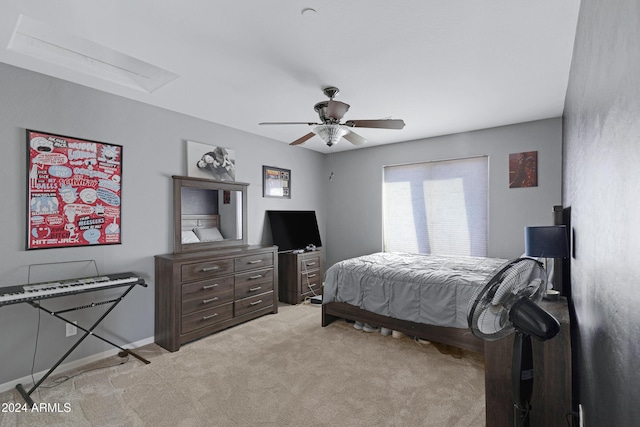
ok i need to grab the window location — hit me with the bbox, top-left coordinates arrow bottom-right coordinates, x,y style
383,156 -> 488,257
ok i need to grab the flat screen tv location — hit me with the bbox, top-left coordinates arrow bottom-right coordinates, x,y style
267,210 -> 322,253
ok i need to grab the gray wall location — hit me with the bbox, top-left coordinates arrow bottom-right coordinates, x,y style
324,118 -> 563,268
0,62 -> 325,386
563,0 -> 640,425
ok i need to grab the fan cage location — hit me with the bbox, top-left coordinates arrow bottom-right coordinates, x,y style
467,258 -> 546,341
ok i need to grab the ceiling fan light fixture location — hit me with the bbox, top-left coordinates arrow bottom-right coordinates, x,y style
312,124 -> 347,147
260,87 -> 405,148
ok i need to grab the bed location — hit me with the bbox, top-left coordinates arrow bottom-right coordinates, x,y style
321,252 -> 508,353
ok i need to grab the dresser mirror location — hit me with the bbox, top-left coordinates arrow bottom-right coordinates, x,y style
173,175 -> 248,253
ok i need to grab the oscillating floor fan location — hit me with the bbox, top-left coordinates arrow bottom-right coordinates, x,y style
467,258 -> 560,427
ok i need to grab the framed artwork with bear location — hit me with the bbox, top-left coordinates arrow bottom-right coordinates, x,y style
186,140 -> 236,182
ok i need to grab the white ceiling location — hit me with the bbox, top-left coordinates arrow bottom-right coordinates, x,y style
0,0 -> 580,153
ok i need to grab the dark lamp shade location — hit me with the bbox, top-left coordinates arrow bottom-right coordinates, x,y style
524,225 -> 569,258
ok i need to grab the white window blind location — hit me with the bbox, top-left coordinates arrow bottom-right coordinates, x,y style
383,156 -> 488,257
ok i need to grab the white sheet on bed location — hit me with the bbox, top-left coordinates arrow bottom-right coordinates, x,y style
323,252 -> 507,329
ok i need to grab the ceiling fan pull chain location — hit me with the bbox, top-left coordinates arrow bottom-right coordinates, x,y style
329,151 -> 334,181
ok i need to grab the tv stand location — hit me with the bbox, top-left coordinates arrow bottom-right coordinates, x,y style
278,248 -> 323,304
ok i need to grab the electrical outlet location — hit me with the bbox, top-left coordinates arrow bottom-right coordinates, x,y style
66,321 -> 77,337
579,403 -> 584,427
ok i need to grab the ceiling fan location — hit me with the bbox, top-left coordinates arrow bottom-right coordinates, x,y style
259,87 -> 405,147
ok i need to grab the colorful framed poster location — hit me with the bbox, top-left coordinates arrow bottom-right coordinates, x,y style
262,166 -> 290,198
27,130 -> 123,249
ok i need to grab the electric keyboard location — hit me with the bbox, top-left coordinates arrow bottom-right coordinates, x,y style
5,270 -> 149,405
0,272 -> 145,306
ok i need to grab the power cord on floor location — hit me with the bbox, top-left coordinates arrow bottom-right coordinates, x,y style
302,296 -> 318,305
38,356 -> 130,389
27,299 -> 130,392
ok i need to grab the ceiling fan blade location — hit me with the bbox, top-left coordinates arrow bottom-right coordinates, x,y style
326,100 -> 350,121
259,122 -> 319,126
345,119 -> 406,129
290,132 -> 315,146
343,130 -> 367,146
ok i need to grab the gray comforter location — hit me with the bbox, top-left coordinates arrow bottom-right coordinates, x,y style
323,252 -> 507,329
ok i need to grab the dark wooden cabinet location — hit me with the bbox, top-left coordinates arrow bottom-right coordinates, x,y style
154,245 -> 278,352
484,297 -> 572,426
278,249 -> 324,304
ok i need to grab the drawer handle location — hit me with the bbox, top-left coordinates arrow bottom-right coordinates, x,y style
202,283 -> 219,290
249,286 -> 262,292
202,313 -> 218,320
308,283 -> 317,288
203,297 -> 219,304
248,260 -> 262,264
202,266 -> 220,272
306,273 -> 317,278
250,299 -> 263,306
248,274 -> 263,280
306,262 -> 316,266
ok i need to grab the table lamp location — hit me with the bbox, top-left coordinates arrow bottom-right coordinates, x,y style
524,225 -> 569,299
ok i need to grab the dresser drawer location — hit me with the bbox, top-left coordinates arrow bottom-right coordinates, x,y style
181,259 -> 234,282
182,303 -> 233,334
235,292 -> 273,317
300,254 -> 321,271
235,268 -> 273,288
299,270 -> 321,286
300,273 -> 323,297
236,280 -> 274,300
182,282 -> 233,315
182,276 -> 234,298
235,252 -> 274,272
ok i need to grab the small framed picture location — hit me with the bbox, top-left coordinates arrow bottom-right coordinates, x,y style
509,151 -> 538,188
263,166 -> 291,199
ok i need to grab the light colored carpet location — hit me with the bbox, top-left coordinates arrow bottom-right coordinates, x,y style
0,303 -> 485,426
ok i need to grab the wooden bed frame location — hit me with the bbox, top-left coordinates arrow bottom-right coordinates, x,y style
321,206 -> 571,356
322,301 -> 485,353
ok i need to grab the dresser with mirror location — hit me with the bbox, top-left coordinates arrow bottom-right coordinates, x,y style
154,175 -> 278,352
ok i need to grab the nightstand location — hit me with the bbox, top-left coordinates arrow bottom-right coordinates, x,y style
484,297 -> 572,426
277,248 -> 323,304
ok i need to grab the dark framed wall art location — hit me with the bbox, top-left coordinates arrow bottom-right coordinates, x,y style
509,150 -> 538,188
263,166 -> 291,198
27,130 -> 123,249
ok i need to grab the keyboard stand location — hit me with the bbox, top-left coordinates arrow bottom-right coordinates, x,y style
15,281 -> 149,406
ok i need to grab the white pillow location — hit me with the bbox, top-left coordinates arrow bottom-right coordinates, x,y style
194,227 -> 225,242
181,230 -> 200,244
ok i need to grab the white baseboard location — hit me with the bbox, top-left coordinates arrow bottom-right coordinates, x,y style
0,336 -> 154,394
